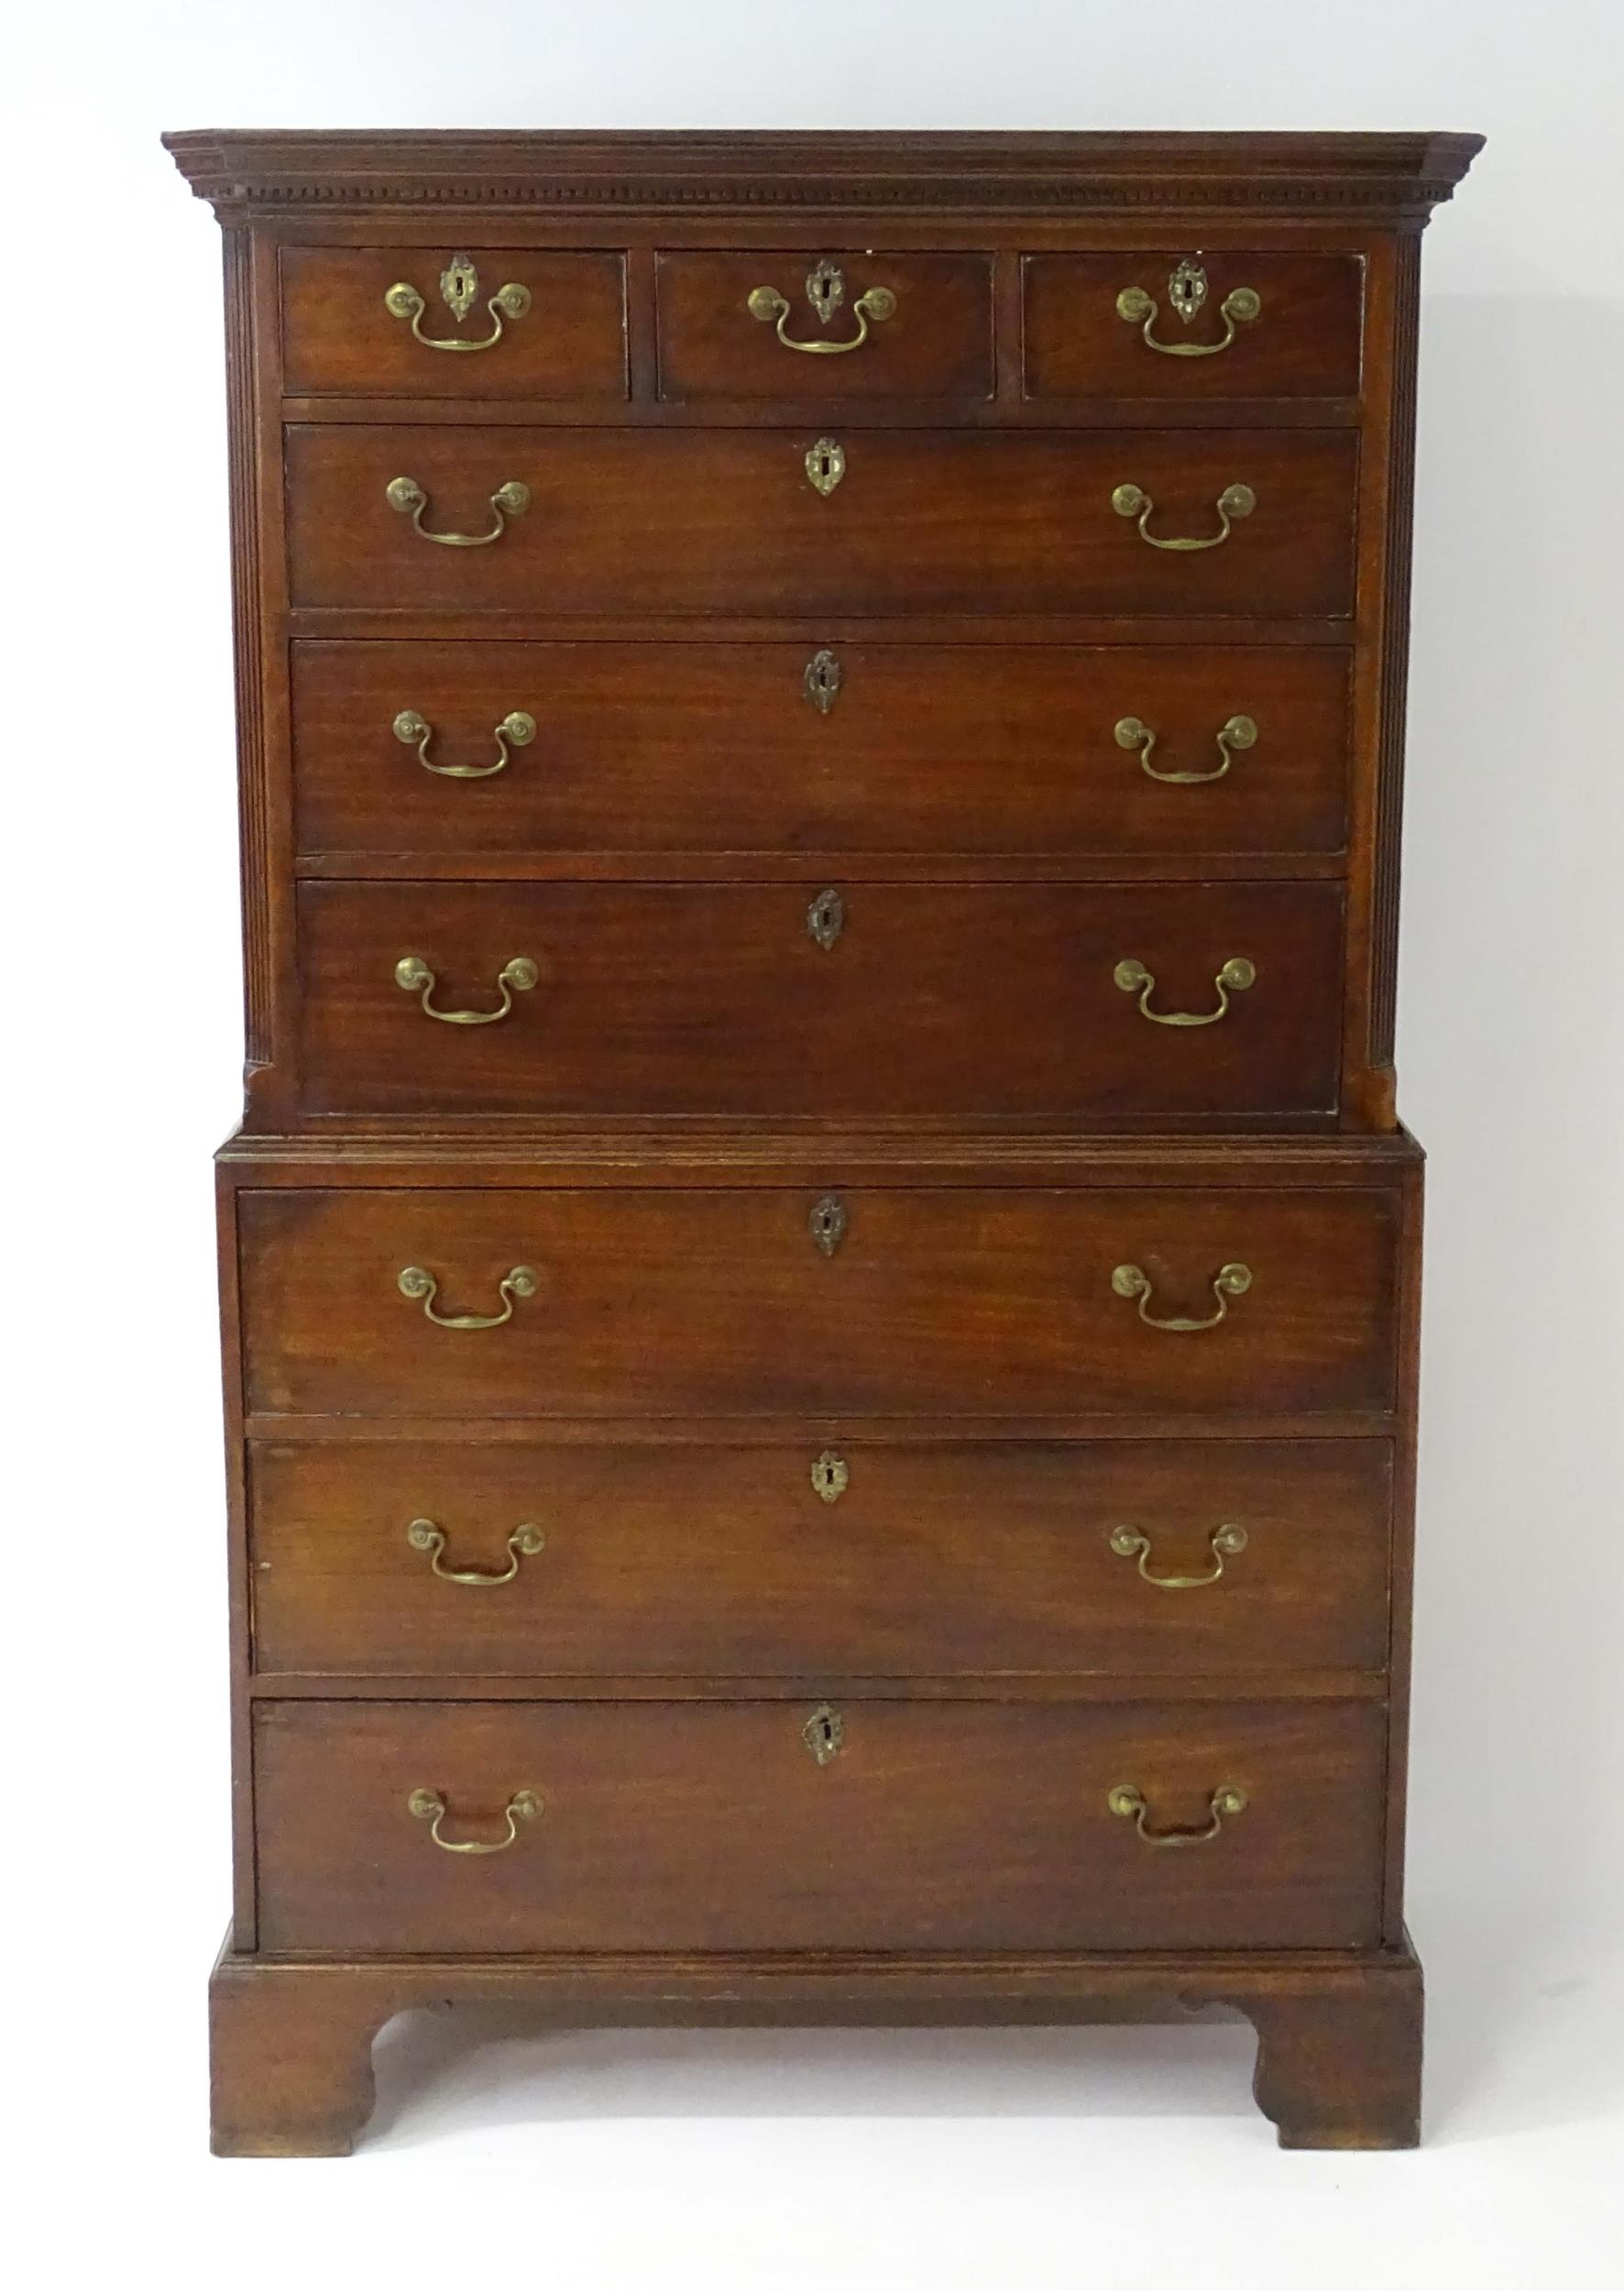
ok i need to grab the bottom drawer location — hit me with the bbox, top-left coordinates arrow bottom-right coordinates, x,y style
254,1697 -> 1386,1954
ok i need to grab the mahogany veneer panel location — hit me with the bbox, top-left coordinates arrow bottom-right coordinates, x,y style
295,879 -> 1345,1118
280,247 -> 629,399
1024,252 -> 1364,400
284,425 -> 1359,619
254,1695 -> 1388,1953
248,1437 -> 1393,1679
237,1185 -> 1399,1420
291,641 -> 1353,863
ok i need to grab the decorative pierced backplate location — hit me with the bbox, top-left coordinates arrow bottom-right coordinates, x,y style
811,1451 -> 850,1504
808,1194 -> 848,1257
439,254 -> 479,321
806,258 -> 845,325
805,437 -> 847,497
1168,256 -> 1209,323
807,888 -> 845,950
804,648 -> 842,714
803,1703 -> 845,1766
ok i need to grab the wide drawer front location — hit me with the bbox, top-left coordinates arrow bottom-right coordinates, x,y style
280,247 -> 630,400
254,1696 -> 1387,1952
297,881 -> 1344,1118
285,427 -> 1357,618
1024,252 -> 1364,401
249,1438 -> 1393,1679
291,641 -> 1352,861
238,1187 -> 1399,1420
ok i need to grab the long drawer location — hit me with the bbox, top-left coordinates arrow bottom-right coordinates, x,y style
238,1186 -> 1400,1420
285,426 -> 1358,618
249,1437 -> 1393,1679
254,1695 -> 1388,1952
296,880 -> 1343,1118
291,641 -> 1352,863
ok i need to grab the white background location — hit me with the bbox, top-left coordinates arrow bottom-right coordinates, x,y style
5,4 -> 1621,2284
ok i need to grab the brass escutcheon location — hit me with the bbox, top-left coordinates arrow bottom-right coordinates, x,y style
1114,257 -> 1262,358
807,888 -> 845,950
811,1451 -> 850,1504
808,1194 -> 848,1257
748,258 -> 896,355
805,437 -> 846,497
803,1704 -> 845,1766
804,648 -> 843,714
384,256 -> 532,353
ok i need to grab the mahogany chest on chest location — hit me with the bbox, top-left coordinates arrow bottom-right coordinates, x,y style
166,127 -> 1480,2152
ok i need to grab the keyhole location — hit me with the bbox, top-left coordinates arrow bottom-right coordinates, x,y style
803,1703 -> 844,1766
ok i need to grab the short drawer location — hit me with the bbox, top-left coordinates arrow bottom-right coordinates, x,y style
279,247 -> 629,399
295,880 -> 1344,1118
291,641 -> 1352,862
249,1438 -> 1393,1679
284,426 -> 1357,618
654,250 -> 993,401
237,1186 -> 1399,1420
1024,251 -> 1364,400
253,1695 -> 1387,1952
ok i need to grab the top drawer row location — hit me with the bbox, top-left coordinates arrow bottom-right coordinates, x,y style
280,247 -> 1364,403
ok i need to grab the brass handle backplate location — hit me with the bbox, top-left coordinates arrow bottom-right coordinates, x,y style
393,707 -> 536,779
1112,1261 -> 1253,1333
407,1518 -> 546,1586
384,255 -> 532,353
1114,955 -> 1256,1026
386,475 -> 531,547
407,1787 -> 542,1854
749,258 -> 896,355
395,953 -> 537,1024
398,1264 -> 540,1330
805,437 -> 846,497
1109,1522 -> 1248,1590
1115,258 -> 1261,357
1113,480 -> 1256,552
1108,1782 -> 1248,1847
1114,713 -> 1257,784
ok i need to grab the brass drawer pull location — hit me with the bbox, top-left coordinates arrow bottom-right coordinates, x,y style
395,953 -> 537,1025
1115,258 -> 1261,357
805,437 -> 847,497
1108,1782 -> 1247,1847
1109,1522 -> 1248,1590
749,258 -> 896,355
407,1787 -> 542,1854
384,256 -> 532,353
1112,480 -> 1256,552
805,648 -> 842,714
1114,954 -> 1255,1026
1114,713 -> 1256,784
1112,1260 -> 1253,1332
407,1518 -> 546,1586
397,1263 -> 540,1330
393,707 -> 536,779
386,475 -> 531,547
